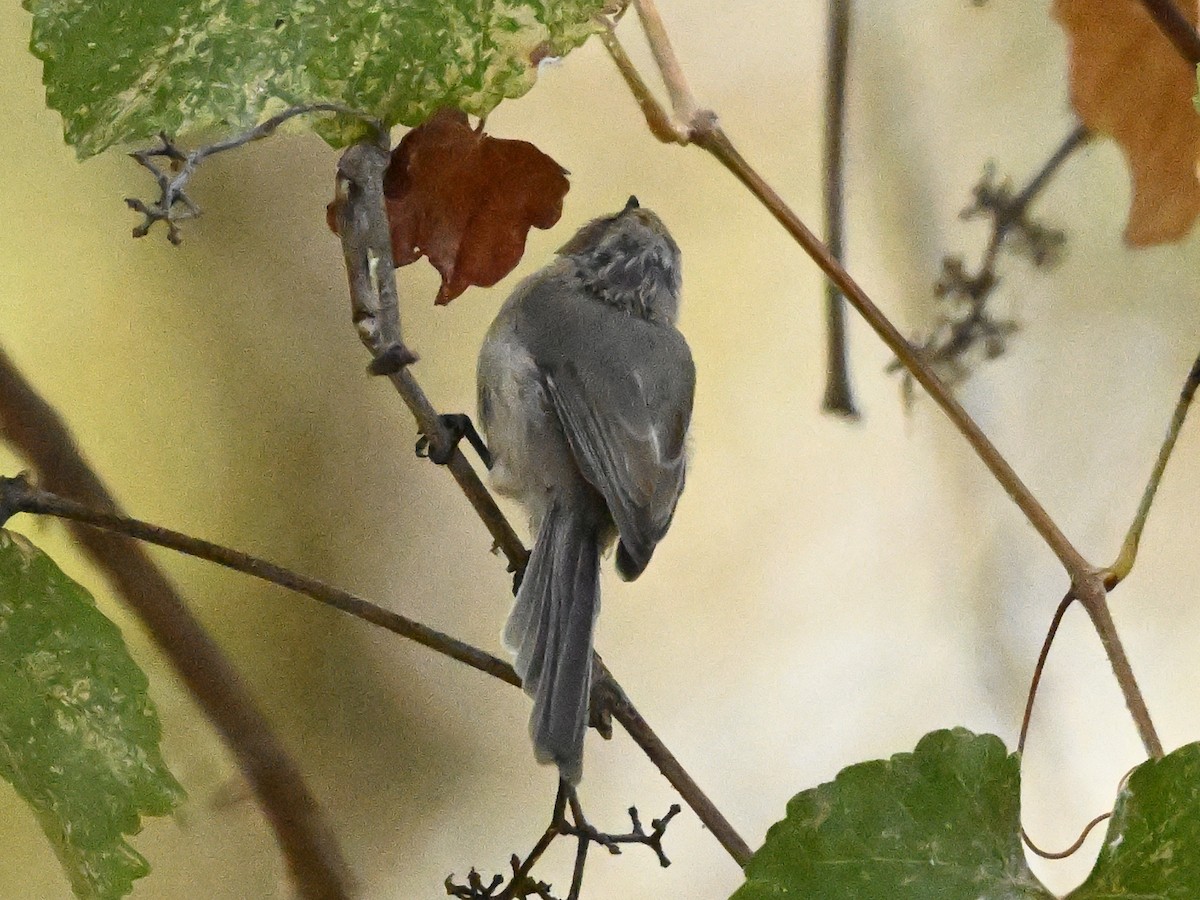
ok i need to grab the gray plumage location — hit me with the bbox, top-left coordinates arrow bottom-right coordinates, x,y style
477,200 -> 695,783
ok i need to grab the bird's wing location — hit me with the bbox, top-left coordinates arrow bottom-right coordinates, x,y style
516,275 -> 695,579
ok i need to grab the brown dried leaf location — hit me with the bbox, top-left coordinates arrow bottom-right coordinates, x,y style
1054,0 -> 1200,245
382,108 -> 569,304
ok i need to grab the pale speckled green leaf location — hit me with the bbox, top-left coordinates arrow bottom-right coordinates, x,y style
1069,742 -> 1200,899
731,729 -> 1054,900
0,530 -> 184,899
23,0 -> 609,158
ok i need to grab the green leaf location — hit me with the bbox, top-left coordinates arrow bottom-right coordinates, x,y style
0,530 -> 184,899
732,728 -> 1053,900
23,0 -> 609,158
1069,742 -> 1200,899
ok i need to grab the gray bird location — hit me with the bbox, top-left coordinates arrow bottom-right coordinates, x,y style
477,197 -> 695,784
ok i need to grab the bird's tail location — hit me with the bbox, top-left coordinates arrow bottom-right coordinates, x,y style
503,501 -> 601,784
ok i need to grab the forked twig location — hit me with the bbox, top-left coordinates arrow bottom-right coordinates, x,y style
128,104 -> 379,243
446,781 -> 679,900
606,0 -> 1167,763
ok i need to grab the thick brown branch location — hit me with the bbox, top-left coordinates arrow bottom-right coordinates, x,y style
0,352 -> 353,899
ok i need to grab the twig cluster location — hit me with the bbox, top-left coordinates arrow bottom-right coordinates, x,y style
446,783 -> 679,900
896,125 -> 1088,392
127,105 -> 378,244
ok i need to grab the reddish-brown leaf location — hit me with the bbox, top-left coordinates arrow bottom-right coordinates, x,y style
380,108 -> 569,304
1054,0 -> 1200,245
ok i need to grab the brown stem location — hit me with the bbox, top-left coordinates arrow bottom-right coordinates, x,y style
0,476 -> 519,689
822,0 -> 858,419
0,354 -> 353,899
631,0 -> 699,127
1105,351 -> 1200,588
1018,592 -> 1074,755
689,120 -> 1090,577
1022,813 -> 1111,860
1138,0 -> 1200,64
1074,577 -> 1164,759
597,677 -> 752,865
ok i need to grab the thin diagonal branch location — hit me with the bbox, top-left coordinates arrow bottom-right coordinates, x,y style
822,0 -> 858,418
1105,351 -> 1200,588
1073,579 -> 1163,758
692,123 -> 1092,576
0,354 -> 353,899
601,21 -> 1090,580
607,0 -> 1165,768
1018,591 -> 1074,755
0,476 -> 519,689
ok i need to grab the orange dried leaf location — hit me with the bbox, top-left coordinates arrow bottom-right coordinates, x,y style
383,108 -> 569,304
1054,0 -> 1200,245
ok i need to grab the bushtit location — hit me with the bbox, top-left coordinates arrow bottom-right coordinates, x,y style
477,197 -> 695,784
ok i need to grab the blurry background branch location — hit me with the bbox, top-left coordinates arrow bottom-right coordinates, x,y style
0,350 -> 354,900
822,0 -> 858,418
893,124 -> 1089,392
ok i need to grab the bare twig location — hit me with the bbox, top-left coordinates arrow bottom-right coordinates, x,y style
822,0 -> 858,418
330,140 -> 526,572
602,18 -> 1090,580
445,781 -> 679,900
1018,591 -> 1075,755
1138,0 -> 1200,64
697,124 -> 1092,576
1105,351 -> 1200,588
128,104 -> 380,243
0,475 -> 520,688
631,0 -> 699,135
0,354 -> 353,899
594,676 -> 751,864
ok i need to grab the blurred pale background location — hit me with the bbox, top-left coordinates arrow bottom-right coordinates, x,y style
3,2 -> 1200,897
